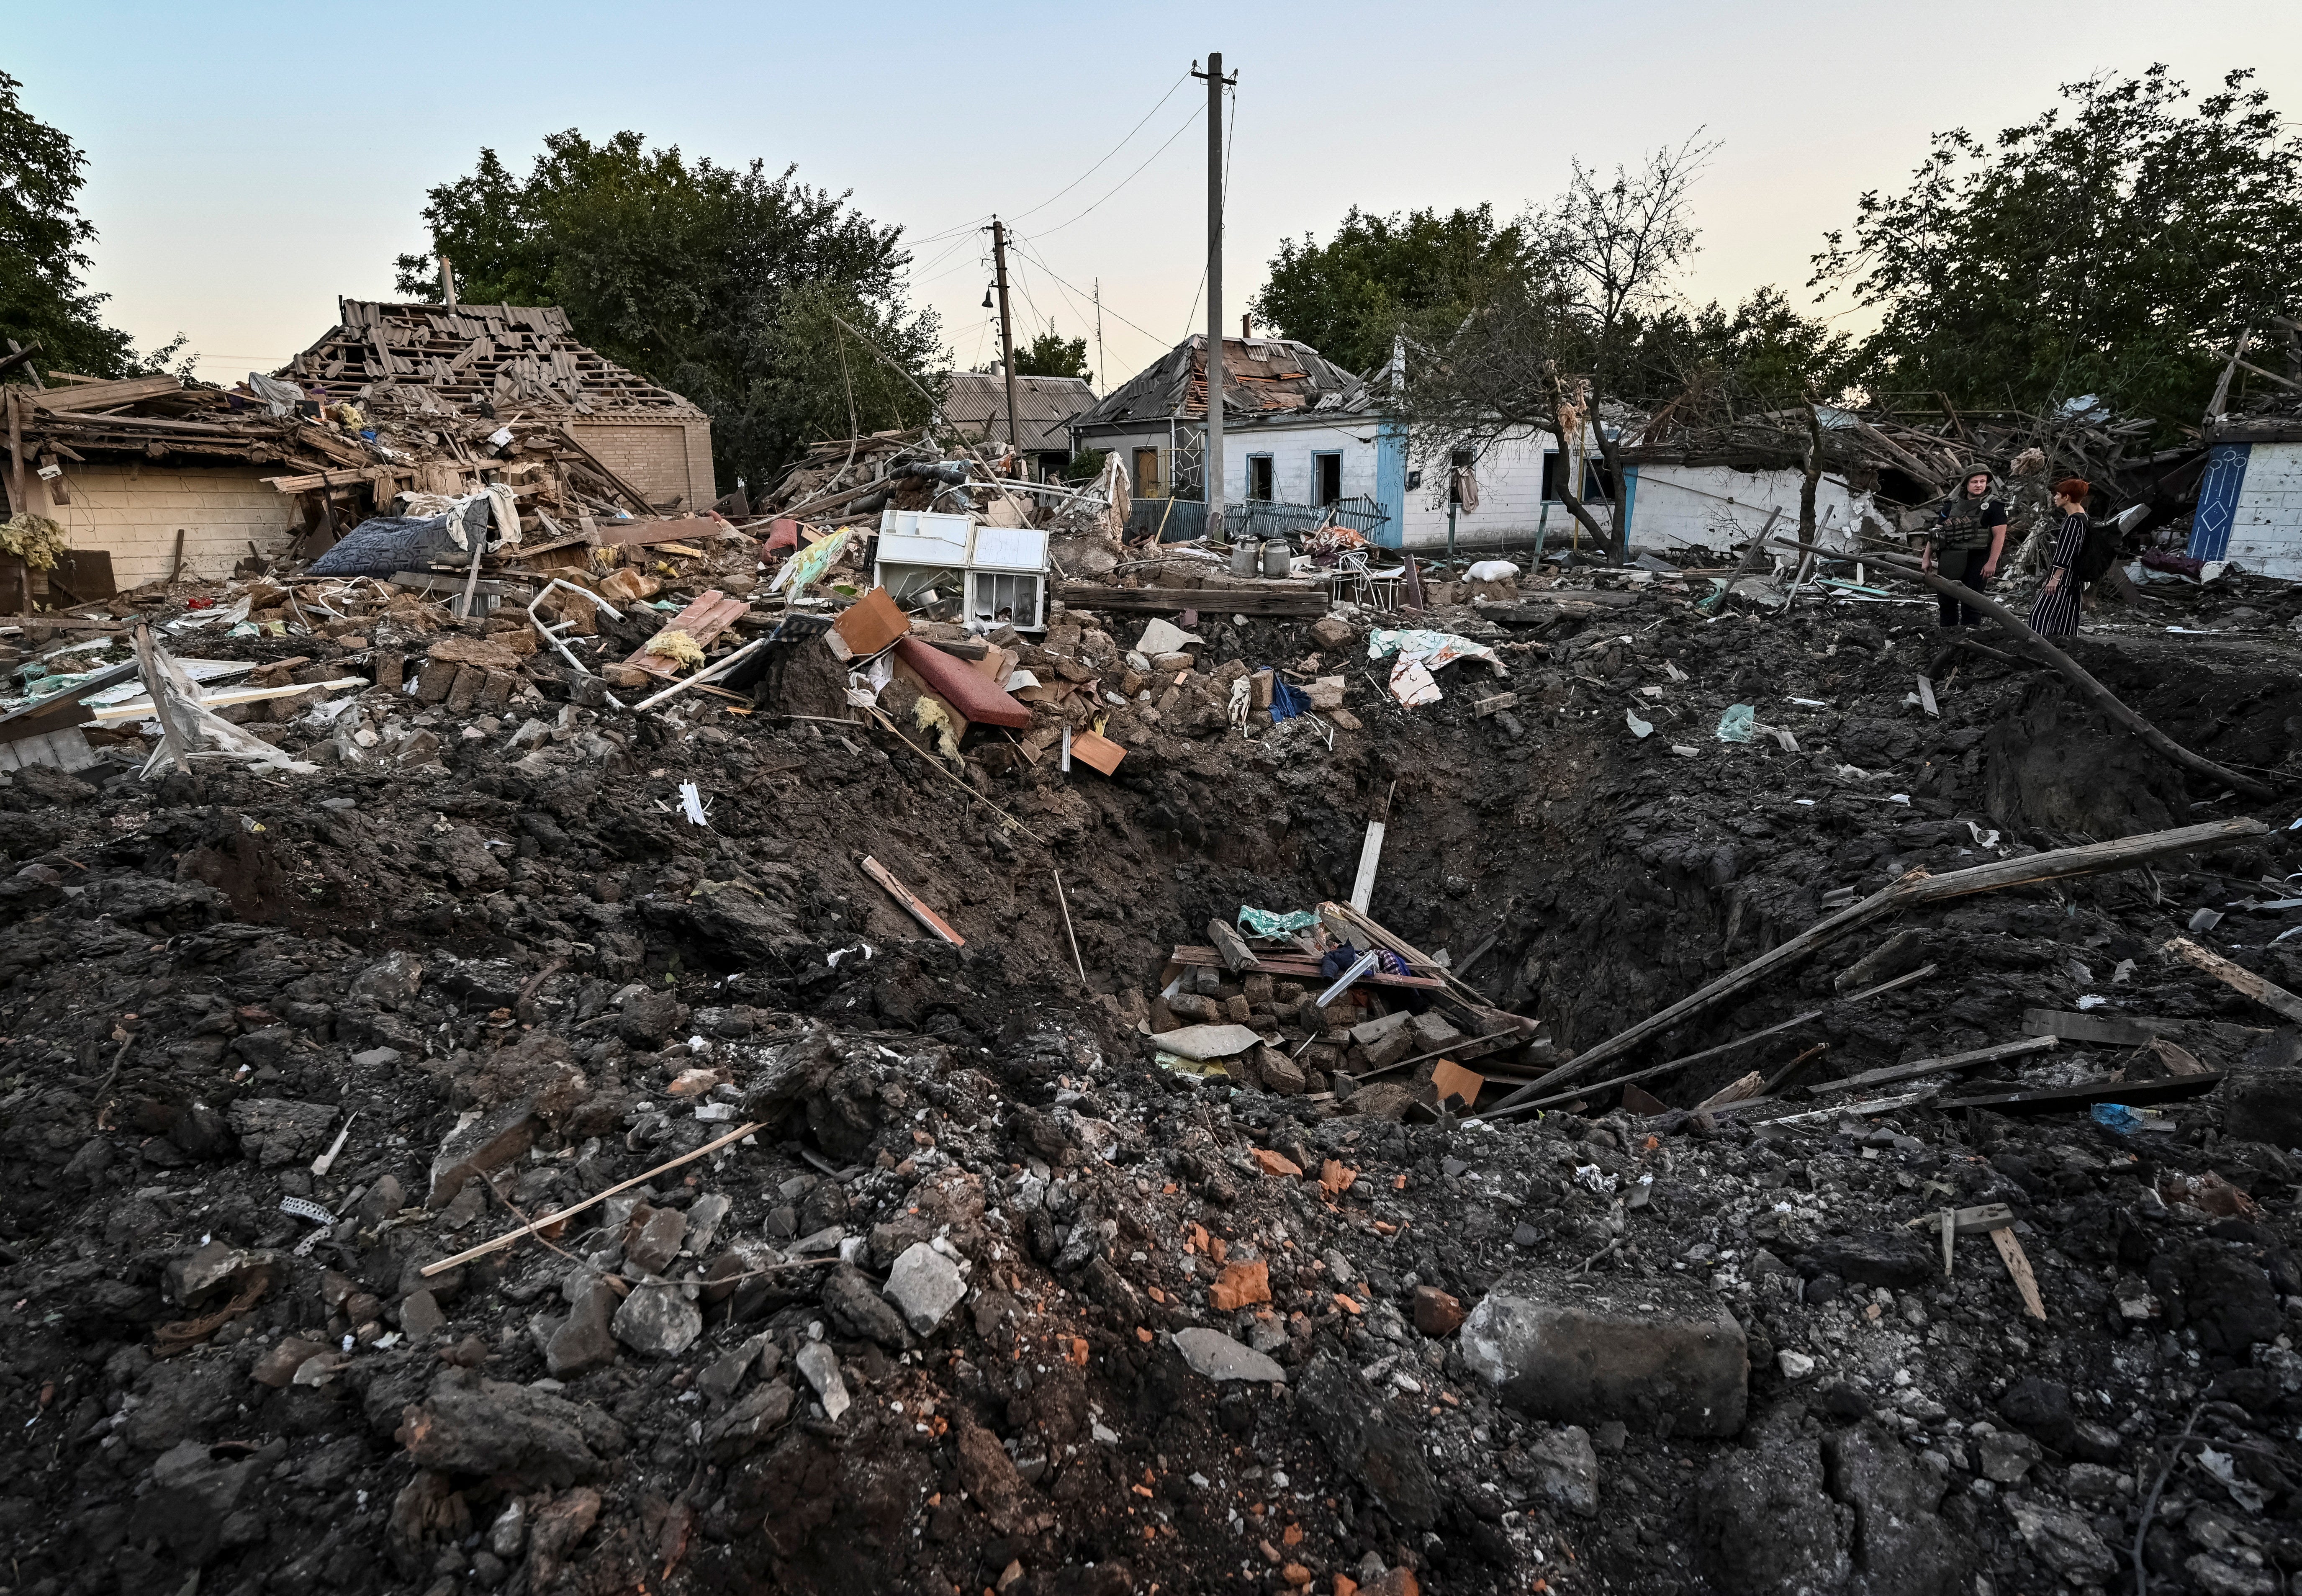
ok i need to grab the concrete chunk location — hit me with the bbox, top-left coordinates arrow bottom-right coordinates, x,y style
1462,1288 -> 1747,1437
1173,1326 -> 1287,1383
1347,1010 -> 1413,1048
884,1241 -> 969,1335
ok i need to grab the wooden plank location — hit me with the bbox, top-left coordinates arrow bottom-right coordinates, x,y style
1059,582 -> 1328,618
2020,1007 -> 2186,1046
1937,1071 -> 2225,1116
1811,1035 -> 2058,1097
1905,1202 -> 2016,1238
1490,818 -> 2269,1110
26,375 -> 183,413
624,589 -> 749,680
860,856 -> 964,947
1164,945 -> 1445,992
90,677 -> 365,722
1349,819 -> 1385,914
2162,935 -> 2302,1025
1990,1226 -> 2047,1321
590,514 -> 724,549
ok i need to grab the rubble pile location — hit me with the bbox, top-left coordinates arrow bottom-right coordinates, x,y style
12,532 -> 2302,1596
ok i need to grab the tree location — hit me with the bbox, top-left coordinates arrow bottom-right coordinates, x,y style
1011,327 -> 1089,380
1250,205 -> 1533,375
1399,138 -> 1715,558
1617,287 -> 1856,414
1813,67 -> 2302,429
0,70 -> 185,383
395,130 -> 945,492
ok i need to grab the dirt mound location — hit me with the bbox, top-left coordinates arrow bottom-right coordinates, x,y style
8,569 -> 2302,1596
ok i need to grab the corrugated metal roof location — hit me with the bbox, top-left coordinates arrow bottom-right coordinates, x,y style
941,371 -> 1099,454
1069,335 -> 1370,433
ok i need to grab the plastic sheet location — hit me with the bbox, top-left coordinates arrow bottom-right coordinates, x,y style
1236,907 -> 1319,938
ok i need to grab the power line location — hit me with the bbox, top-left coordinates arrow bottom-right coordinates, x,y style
1005,71 -> 1191,226
1010,235 -> 1168,349
1031,100 -> 1205,239
902,69 -> 1189,254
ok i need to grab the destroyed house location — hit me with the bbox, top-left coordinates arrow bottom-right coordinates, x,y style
285,300 -> 718,515
938,370 -> 1097,479
2188,412 -> 2302,578
1,375 -> 346,597
1068,334 -> 1383,537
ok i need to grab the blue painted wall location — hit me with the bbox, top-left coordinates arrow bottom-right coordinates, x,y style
1374,419 -> 1407,549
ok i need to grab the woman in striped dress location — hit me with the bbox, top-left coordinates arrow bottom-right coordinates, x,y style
2026,477 -> 2091,637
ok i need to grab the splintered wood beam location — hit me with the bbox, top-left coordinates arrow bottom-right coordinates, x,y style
2161,936 -> 2302,1025
860,856 -> 964,947
1490,817 -> 2268,1110
1991,1226 -> 2047,1320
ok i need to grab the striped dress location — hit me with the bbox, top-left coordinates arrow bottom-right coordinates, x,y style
2026,511 -> 2089,637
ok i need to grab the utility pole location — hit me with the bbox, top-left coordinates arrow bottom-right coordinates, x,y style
1093,277 -> 1105,395
1192,52 -> 1235,532
989,218 -> 1021,456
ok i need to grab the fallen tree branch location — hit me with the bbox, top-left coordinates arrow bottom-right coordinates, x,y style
1490,817 -> 2268,1110
1774,533 -> 2278,800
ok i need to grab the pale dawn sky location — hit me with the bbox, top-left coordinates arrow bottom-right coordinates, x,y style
10,0 -> 2298,391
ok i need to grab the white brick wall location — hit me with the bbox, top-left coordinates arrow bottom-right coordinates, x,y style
1623,463 -> 1873,555
2226,442 -> 2302,578
1398,425 -> 1871,555
1222,419 -> 1383,507
30,461 -> 301,589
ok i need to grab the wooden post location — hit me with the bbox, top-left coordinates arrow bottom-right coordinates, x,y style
2163,935 -> 2302,1025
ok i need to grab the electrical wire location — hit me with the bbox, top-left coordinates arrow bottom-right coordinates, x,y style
1003,70 -> 1191,226
1011,235 -> 1166,347
1030,99 -> 1205,239
899,69 -> 1188,254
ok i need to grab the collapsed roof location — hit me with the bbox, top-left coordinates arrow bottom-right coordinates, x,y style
282,300 -> 705,419
940,371 -> 1097,455
1069,335 -> 1368,433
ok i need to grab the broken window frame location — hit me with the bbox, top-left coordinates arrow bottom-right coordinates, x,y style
1247,453 -> 1275,502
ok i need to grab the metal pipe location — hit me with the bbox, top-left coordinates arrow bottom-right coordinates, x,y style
629,635 -> 773,713
527,578 -> 624,676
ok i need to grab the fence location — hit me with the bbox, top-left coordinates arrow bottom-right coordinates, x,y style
1126,495 -> 1391,546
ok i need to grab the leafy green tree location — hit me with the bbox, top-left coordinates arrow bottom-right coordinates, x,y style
1251,205 -> 1532,374
1012,327 -> 1089,380
1813,66 -> 2302,429
0,70 -> 185,383
395,130 -> 944,492
1620,287 -> 1855,413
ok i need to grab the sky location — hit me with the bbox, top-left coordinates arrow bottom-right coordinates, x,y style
11,1 -> 2300,392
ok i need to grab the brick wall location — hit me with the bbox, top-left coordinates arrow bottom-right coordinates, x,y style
572,420 -> 716,511
2227,442 -> 2302,578
19,460 -> 301,589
